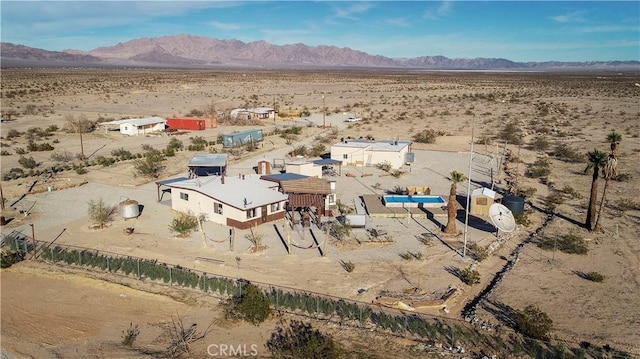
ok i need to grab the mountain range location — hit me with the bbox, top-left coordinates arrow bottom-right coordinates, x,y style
1,34 -> 638,70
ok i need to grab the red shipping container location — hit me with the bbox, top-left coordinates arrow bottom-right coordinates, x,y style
166,118 -> 206,131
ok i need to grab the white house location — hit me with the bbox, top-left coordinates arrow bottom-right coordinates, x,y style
330,139 -> 412,169
162,174 -> 289,229
100,117 -> 166,136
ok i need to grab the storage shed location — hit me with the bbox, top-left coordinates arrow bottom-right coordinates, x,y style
166,118 -> 206,131
187,153 -> 228,177
470,187 -> 498,216
222,129 -> 263,148
285,160 -> 323,178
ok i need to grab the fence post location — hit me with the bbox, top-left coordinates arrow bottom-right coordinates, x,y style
137,258 -> 140,279
107,256 -> 110,272
169,267 -> 172,286
78,251 -> 82,266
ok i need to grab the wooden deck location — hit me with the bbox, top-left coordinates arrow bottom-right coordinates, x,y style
361,195 -> 447,219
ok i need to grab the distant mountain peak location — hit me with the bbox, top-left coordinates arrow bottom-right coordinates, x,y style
2,35 -> 639,70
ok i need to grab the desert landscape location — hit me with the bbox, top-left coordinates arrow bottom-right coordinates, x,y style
1,68 -> 639,358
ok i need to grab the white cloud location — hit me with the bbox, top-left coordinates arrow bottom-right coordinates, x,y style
210,21 -> 243,32
423,0 -> 454,20
385,17 -> 411,27
575,25 -> 639,34
550,11 -> 586,24
333,2 -> 373,20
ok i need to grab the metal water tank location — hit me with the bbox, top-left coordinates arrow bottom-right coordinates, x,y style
120,199 -> 140,219
502,195 -> 525,215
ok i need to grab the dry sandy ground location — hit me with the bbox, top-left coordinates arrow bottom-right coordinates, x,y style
1,69 -> 640,357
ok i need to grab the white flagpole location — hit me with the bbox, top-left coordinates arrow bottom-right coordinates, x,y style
463,116 -> 475,258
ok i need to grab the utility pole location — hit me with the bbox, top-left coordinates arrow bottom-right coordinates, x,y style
322,94 -> 326,128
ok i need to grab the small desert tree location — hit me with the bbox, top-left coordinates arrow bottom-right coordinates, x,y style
584,149 -> 608,231
87,198 -> 117,228
444,170 -> 466,235
169,212 -> 199,237
245,225 -> 266,252
134,147 -> 166,179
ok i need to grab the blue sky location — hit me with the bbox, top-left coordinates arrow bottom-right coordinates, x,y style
1,1 -> 638,62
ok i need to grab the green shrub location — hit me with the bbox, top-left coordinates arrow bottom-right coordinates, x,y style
225,283 -> 271,325
514,305 -> 553,340
1,250 -> 19,268
87,197 -> 117,228
267,320 -> 339,359
133,148 -> 165,179
18,155 -> 38,169
529,136 -> 550,151
582,271 -> 604,282
552,143 -> 584,163
168,212 -> 199,237
111,147 -> 133,159
167,137 -> 183,150
527,158 -> 551,178
468,242 -> 489,262
412,129 -> 438,144
460,266 -> 480,285
537,234 -> 588,255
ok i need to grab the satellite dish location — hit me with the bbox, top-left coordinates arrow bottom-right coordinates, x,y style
488,203 -> 516,233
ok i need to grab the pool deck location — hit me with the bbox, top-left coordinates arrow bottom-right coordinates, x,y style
362,195 -> 448,219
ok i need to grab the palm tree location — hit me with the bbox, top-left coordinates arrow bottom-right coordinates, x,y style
444,170 -> 467,235
606,130 -> 622,156
585,149 -> 608,231
594,131 -> 622,231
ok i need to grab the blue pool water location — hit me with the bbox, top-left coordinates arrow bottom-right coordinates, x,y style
383,195 -> 446,206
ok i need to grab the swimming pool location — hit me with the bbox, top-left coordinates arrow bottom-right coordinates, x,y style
383,195 -> 447,208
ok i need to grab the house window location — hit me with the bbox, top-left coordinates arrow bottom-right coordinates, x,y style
214,202 -> 223,215
327,194 -> 336,205
246,208 -> 257,219
271,202 -> 280,212
342,154 -> 348,159
124,126 -> 128,131
180,192 -> 189,201
476,197 -> 488,205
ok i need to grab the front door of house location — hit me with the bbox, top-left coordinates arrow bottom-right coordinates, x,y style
261,205 -> 268,222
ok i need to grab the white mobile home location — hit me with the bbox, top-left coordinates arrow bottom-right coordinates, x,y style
162,174 -> 289,229
330,140 -> 412,169
100,117 -> 166,136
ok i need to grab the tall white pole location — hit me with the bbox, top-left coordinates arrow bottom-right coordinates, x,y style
463,117 -> 475,258
322,94 -> 326,128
